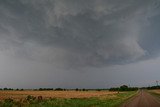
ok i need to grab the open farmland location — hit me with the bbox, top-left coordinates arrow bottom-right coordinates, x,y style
0,90 -> 136,107
148,89 -> 160,99
148,89 -> 160,94
0,90 -> 117,100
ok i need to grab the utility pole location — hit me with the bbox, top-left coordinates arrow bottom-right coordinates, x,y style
156,80 -> 159,86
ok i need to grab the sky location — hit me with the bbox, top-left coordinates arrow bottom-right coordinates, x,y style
0,0 -> 160,89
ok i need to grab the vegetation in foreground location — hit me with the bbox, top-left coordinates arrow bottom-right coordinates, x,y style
148,89 -> 160,98
0,91 -> 136,107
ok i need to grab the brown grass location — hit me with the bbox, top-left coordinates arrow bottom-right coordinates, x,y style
0,90 -> 117,100
149,89 -> 160,94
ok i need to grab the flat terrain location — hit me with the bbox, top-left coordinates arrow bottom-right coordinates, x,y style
121,90 -> 160,107
0,90 -> 116,100
0,90 -> 136,107
149,89 -> 160,94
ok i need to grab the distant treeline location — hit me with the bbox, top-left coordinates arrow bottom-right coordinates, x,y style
0,88 -> 23,91
0,88 -> 14,90
1,85 -> 160,91
0,87 -> 108,91
37,88 -> 108,91
144,85 -> 160,90
38,88 -> 65,91
109,85 -> 138,91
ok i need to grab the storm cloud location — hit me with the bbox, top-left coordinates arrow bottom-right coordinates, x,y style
0,0 -> 160,88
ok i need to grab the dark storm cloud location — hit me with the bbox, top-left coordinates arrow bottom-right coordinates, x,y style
0,0 -> 160,68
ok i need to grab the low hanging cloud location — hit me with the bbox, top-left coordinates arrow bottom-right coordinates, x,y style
0,0 -> 160,68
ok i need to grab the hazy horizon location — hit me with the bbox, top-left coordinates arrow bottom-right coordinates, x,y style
0,0 -> 160,89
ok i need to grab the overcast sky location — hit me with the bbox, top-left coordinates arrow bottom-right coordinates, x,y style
0,0 -> 160,89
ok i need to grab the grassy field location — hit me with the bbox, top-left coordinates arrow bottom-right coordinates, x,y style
148,89 -> 160,94
0,90 -> 117,100
148,89 -> 160,98
0,90 -> 137,107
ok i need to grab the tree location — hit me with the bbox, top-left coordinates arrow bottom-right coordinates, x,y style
120,85 -> 128,91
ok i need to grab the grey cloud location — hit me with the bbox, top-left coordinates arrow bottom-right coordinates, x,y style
0,0 -> 160,68
1,0 -> 160,89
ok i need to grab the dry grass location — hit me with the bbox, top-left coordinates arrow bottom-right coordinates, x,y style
149,89 -> 160,94
0,90 -> 117,100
